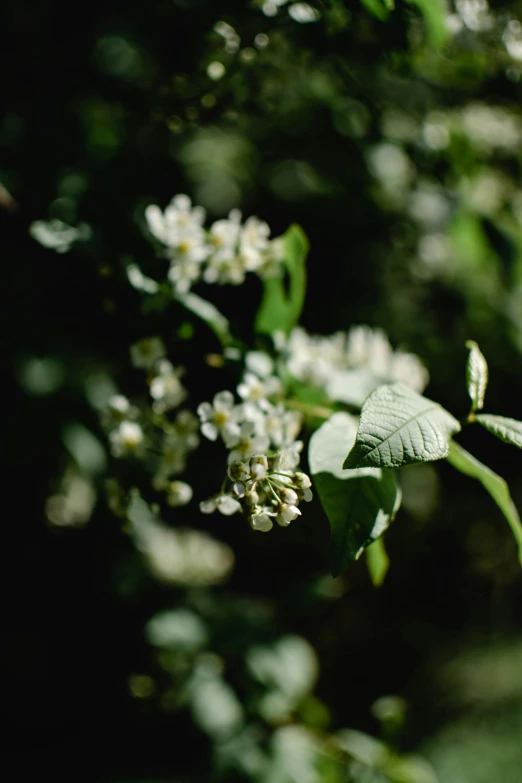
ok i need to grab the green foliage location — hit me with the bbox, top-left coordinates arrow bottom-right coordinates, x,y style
343,384 -> 461,470
475,413 -> 522,451
466,340 -> 488,414
366,537 -> 390,587
255,224 -> 308,337
360,0 -> 392,21
309,412 -> 401,576
406,0 -> 449,48
446,440 -> 522,565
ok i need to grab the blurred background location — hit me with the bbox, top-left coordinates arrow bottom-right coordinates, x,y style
2,1 -> 522,780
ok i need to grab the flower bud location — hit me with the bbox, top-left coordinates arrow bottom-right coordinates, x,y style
298,487 -> 313,503
279,487 -> 298,506
249,454 -> 268,480
166,480 -> 193,507
249,512 -> 273,532
276,503 -> 301,527
245,488 -> 260,506
294,472 -> 311,489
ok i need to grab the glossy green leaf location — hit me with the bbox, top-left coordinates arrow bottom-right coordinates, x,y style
366,537 -> 390,587
255,224 -> 308,336
343,383 -> 461,470
309,412 -> 401,577
447,441 -> 522,566
476,413 -> 522,450
466,340 -> 488,413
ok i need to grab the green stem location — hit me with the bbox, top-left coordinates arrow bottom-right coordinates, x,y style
286,398 -> 334,420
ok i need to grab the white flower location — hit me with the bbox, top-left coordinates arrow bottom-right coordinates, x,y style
346,326 -> 428,392
389,351 -> 429,394
203,255 -> 246,286
249,512 -> 274,532
145,204 -> 169,244
287,327 -> 346,387
149,360 -> 187,412
109,421 -> 144,457
197,390 -> 242,442
227,421 -> 270,464
232,481 -> 246,498
237,372 -> 282,404
208,209 -> 241,252
245,488 -> 260,506
294,472 -> 311,489
146,195 -> 210,294
276,503 -> 301,527
279,487 -> 298,505
264,403 -> 302,448
257,237 -> 285,279
249,454 -> 268,481
245,351 -> 274,378
272,442 -> 303,472
146,194 -> 206,246
239,216 -> 271,271
29,219 -> 91,253
168,257 -> 204,294
227,461 -> 250,482
216,494 -> 241,515
200,493 -> 242,516
166,481 -> 193,507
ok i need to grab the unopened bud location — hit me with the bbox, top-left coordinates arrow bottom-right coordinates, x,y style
279,487 -> 298,505
294,472 -> 311,489
250,454 -> 268,480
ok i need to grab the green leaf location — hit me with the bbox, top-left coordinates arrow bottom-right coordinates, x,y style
476,413 -> 522,450
406,0 -> 449,48
255,224 -> 308,336
447,441 -> 522,566
466,340 -> 488,413
360,0 -> 391,21
366,537 -> 390,587
343,383 -> 461,470
309,412 -> 401,577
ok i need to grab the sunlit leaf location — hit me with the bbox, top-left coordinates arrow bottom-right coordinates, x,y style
466,340 -> 488,413
309,412 -> 401,576
343,384 -> 461,470
476,413 -> 522,450
255,224 -> 308,336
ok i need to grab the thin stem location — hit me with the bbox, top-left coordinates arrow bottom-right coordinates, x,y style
286,398 -> 334,420
266,479 -> 281,503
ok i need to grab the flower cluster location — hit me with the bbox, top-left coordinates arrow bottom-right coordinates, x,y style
145,194 -> 285,294
287,325 -> 429,394
101,337 -> 199,507
197,352 -> 312,532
